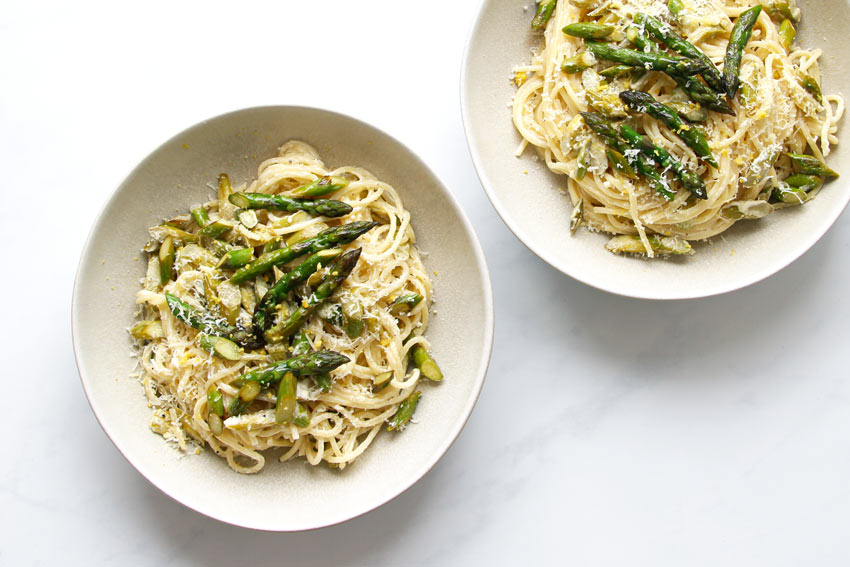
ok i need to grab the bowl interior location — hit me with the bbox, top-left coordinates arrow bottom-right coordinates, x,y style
72,106 -> 493,530
462,0 -> 850,299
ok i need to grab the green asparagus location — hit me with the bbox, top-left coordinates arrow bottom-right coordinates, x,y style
411,345 -> 443,382
388,294 -> 423,316
219,247 -> 253,269
130,320 -> 164,340
159,236 -> 174,285
798,73 -> 823,104
165,293 -> 259,348
625,24 -> 734,115
605,234 -> 694,255
562,51 -> 597,74
724,5 -> 762,98
228,381 -> 261,416
387,391 -> 421,431
228,192 -> 353,218
253,248 -> 343,334
291,331 -> 333,393
606,148 -> 638,179
265,248 -> 362,343
292,403 -> 311,427
197,220 -> 234,239
198,334 -> 243,361
580,111 -> 676,200
599,64 -> 634,78
779,19 -> 796,51
274,371 -> 297,424
619,124 -> 708,199
784,174 -> 821,192
619,90 -> 719,168
290,175 -> 350,199
229,221 -> 377,285
191,206 -> 211,228
372,370 -> 393,393
586,41 -> 709,76
532,0 -> 557,30
786,153 -> 838,177
635,13 -> 724,92
770,182 -> 809,205
562,22 -> 614,39
207,386 -> 225,417
235,350 -> 350,387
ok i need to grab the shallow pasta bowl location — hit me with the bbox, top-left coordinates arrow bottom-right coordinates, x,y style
461,0 -> 849,299
71,106 -> 494,531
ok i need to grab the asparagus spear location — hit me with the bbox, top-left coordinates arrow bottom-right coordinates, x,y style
387,391 -> 421,431
388,294 -> 423,316
770,182 -> 809,205
625,25 -> 734,115
274,371 -> 297,424
606,234 -> 694,255
562,51 -> 597,74
606,149 -> 638,179
619,90 -> 719,168
798,73 -> 823,104
599,64 -> 634,78
236,350 -> 350,387
228,192 -> 353,218
786,153 -> 838,177
411,345 -> 443,382
198,334 -> 243,361
159,236 -> 174,285
292,403 -> 311,427
784,173 -> 821,192
264,249 -> 362,343
635,13 -> 724,92
532,0 -> 557,30
217,173 -> 233,212
290,175 -> 350,198
253,248 -> 343,334
724,5 -> 762,98
219,247 -> 253,269
229,221 -> 377,285
581,111 -> 676,200
586,41 -> 709,76
619,124 -> 708,199
563,22 -> 614,39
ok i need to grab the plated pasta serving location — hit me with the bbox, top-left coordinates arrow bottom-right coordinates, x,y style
130,141 -> 442,473
513,0 -> 843,257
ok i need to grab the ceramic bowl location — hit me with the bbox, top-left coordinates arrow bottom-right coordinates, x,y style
72,106 -> 494,531
461,0 -> 849,299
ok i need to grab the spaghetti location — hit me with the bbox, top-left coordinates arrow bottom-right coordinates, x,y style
513,0 -> 843,256
132,141 -> 436,473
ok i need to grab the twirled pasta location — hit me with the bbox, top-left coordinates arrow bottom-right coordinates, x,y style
513,0 -> 843,256
133,141 -> 435,473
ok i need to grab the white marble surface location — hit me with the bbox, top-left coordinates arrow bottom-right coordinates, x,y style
3,1 -> 850,564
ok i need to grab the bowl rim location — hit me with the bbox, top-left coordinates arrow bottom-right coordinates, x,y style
71,104 -> 495,531
459,0 -> 850,301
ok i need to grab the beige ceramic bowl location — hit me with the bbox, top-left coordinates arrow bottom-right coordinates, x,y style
462,0 -> 849,299
72,106 -> 494,531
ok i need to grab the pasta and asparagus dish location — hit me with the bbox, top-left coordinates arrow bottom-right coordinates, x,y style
130,141 -> 442,474
513,0 -> 843,257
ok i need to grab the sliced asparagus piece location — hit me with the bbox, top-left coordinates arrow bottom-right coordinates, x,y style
198,334 -> 243,361
387,391 -> 422,431
158,236 -> 174,285
411,345 -> 443,382
562,22 -> 614,39
197,220 -> 234,239
228,381 -> 261,416
779,19 -> 796,51
721,200 -> 775,220
606,234 -> 694,255
388,294 -> 423,316
207,386 -> 225,417
373,370 -> 393,393
562,51 -> 597,74
191,206 -> 210,228
274,372 -> 297,424
130,320 -> 164,340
